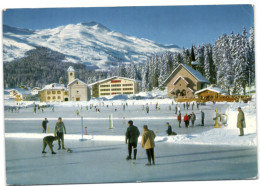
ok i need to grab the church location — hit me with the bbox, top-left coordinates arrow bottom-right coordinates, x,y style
39,66 -> 90,102
162,63 -> 209,98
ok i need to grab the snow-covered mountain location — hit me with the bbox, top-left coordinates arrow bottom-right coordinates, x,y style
3,22 -> 180,70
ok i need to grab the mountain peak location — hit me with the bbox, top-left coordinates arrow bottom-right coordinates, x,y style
81,22 -> 111,32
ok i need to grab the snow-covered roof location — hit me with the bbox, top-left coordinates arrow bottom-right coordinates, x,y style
67,78 -> 88,87
67,66 -> 75,72
191,61 -> 198,65
172,76 -> 189,85
162,64 -> 209,86
194,87 -> 228,95
88,76 -> 139,86
40,83 -> 66,91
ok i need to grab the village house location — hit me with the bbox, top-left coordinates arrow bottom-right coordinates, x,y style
162,63 -> 209,98
39,66 -> 90,102
89,76 -> 139,98
39,83 -> 68,102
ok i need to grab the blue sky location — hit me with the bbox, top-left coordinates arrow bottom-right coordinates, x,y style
3,5 -> 254,48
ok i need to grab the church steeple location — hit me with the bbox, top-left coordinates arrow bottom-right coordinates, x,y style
67,66 -> 75,84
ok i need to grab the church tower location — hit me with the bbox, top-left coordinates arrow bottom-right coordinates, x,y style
67,66 -> 75,84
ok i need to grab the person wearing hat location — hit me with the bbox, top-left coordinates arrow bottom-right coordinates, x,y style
54,117 -> 67,150
237,107 -> 246,136
42,135 -> 58,154
42,118 -> 48,133
125,120 -> 140,160
141,125 -> 156,166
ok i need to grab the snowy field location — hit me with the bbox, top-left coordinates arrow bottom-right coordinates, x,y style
3,93 -> 258,184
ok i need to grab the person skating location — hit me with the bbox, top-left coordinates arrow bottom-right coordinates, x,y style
54,117 -> 67,150
190,112 -> 196,127
141,125 -> 156,166
42,118 -> 48,133
177,112 -> 182,128
237,107 -> 246,136
125,120 -> 140,160
201,110 -> 205,126
42,135 -> 58,154
183,114 -> 189,128
166,122 -> 177,136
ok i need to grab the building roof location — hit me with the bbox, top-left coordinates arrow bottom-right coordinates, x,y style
162,64 -> 209,86
88,76 -> 139,86
67,78 -> 88,87
67,66 -> 75,72
194,87 -> 228,95
40,83 -> 66,91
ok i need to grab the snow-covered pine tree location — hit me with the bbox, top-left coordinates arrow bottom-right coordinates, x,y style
249,26 -> 255,85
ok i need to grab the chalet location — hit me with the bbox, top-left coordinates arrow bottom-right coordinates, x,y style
89,76 -> 139,98
195,87 -> 229,102
162,63 -> 209,98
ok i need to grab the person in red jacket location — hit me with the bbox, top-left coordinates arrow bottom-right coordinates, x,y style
177,112 -> 182,128
183,114 -> 189,128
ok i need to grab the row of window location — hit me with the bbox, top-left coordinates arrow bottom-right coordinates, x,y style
47,96 -> 62,100
100,92 -> 134,96
47,90 -> 62,94
100,83 -> 133,87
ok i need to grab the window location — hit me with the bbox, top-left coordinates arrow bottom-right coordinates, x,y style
100,93 -> 110,96
111,84 -> 121,87
47,91 -> 51,95
100,85 -> 110,87
52,91 -> 56,94
111,88 -> 121,91
100,89 -> 110,91
52,96 -> 56,99
57,91 -> 61,94
58,96 -> 61,99
123,84 -> 133,86
47,96 -> 51,100
77,91 -> 79,94
123,88 -> 133,91
123,92 -> 133,94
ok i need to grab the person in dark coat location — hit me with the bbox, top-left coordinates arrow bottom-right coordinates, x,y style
42,135 -> 58,154
237,107 -> 246,136
42,118 -> 48,133
54,117 -> 67,150
141,125 -> 156,166
125,120 -> 140,160
201,110 -> 205,126
166,122 -> 177,136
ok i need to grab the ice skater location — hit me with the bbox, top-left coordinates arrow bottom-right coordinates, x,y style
141,125 -> 156,166
42,135 -> 58,154
190,112 -> 196,127
42,118 -> 48,133
183,113 -> 189,128
201,110 -> 205,126
125,120 -> 140,160
54,117 -> 67,150
177,112 -> 182,128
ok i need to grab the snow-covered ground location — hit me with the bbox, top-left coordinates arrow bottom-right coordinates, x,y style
3,92 -> 258,184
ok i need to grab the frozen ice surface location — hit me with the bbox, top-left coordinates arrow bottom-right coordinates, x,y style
3,96 -> 258,184
5,138 -> 257,185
